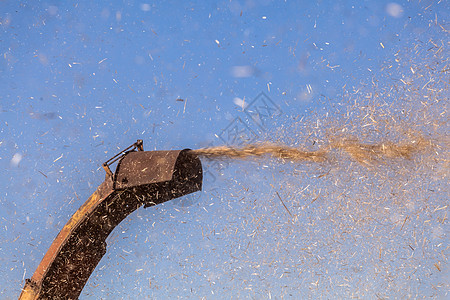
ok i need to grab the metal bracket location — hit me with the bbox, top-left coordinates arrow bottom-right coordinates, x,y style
102,139 -> 144,178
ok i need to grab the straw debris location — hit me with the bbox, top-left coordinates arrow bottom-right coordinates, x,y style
191,135 -> 432,166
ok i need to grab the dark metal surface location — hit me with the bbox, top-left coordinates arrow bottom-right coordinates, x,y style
114,150 -> 181,189
19,143 -> 202,300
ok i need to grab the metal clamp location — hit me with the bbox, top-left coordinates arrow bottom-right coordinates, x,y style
102,139 -> 144,178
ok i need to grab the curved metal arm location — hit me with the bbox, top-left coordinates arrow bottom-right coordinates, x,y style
19,143 -> 202,299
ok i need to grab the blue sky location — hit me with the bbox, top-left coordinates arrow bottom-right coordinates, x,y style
1,0 -> 448,298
